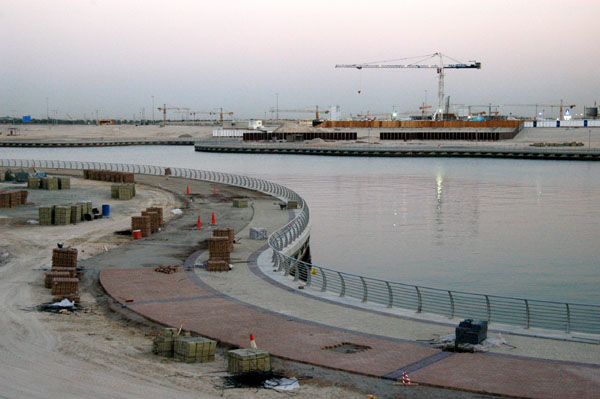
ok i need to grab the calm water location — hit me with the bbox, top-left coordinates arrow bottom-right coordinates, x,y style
4,146 -> 600,303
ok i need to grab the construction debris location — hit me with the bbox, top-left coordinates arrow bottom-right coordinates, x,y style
154,265 -> 179,274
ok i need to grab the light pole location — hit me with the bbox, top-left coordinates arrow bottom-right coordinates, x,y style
46,97 -> 49,126
275,93 -> 279,121
151,95 -> 155,124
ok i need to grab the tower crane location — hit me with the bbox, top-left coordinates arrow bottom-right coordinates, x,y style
419,102 -> 432,120
503,100 -> 575,120
336,52 -> 481,121
190,108 -> 234,123
268,106 -> 329,120
156,104 -> 189,124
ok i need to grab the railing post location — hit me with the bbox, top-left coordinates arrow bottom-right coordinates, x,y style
320,268 -> 327,292
485,295 -> 491,323
338,272 -> 345,297
306,264 -> 312,287
386,282 -> 393,308
293,260 -> 299,282
415,286 -> 422,313
525,299 -> 530,329
566,303 -> 571,333
448,291 -> 455,319
360,276 -> 367,303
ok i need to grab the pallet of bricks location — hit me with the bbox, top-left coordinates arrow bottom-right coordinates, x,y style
0,190 -> 27,208
39,201 -> 92,226
84,169 -> 134,183
111,183 -> 136,200
28,176 -> 70,190
45,247 -> 80,302
131,207 -> 163,238
206,228 -> 234,271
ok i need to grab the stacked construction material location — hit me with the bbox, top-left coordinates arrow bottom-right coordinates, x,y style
38,206 -> 53,225
152,328 -> 179,357
232,199 -> 248,208
58,177 -> 71,190
46,247 -> 80,302
287,200 -> 298,209
174,336 -> 217,363
111,183 -> 136,200
52,247 -> 78,268
51,278 -> 79,301
28,177 -> 41,189
206,260 -> 229,272
130,207 -> 163,238
54,206 -> 71,225
44,271 -> 71,288
39,202 -> 94,226
141,210 -> 159,233
146,207 -> 164,227
131,215 -> 151,237
84,169 -> 134,183
70,204 -> 82,223
227,349 -> 271,374
213,228 -> 235,252
207,236 -> 231,265
0,190 -> 27,208
40,177 -> 59,190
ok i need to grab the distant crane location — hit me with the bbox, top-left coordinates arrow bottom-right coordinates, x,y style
503,100 -> 575,120
156,104 -> 189,124
419,102 -> 432,120
190,108 -> 234,123
335,52 -> 482,120
268,106 -> 329,120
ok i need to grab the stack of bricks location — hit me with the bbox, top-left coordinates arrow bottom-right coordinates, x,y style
47,247 -> 80,302
54,206 -> 71,225
174,337 -> 217,363
84,170 -> 134,183
131,215 -> 152,237
152,328 -> 179,357
232,199 -> 248,208
58,177 -> 71,190
51,278 -> 80,302
52,247 -> 78,268
40,177 -> 59,190
207,236 -> 231,270
28,177 -> 41,189
227,349 -> 271,374
38,206 -> 53,225
70,204 -> 82,223
146,207 -> 164,227
213,228 -> 235,252
141,210 -> 159,233
111,183 -> 136,200
0,190 -> 27,208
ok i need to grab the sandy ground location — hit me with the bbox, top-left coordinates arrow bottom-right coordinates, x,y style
0,175 -> 363,399
2,122 -> 599,149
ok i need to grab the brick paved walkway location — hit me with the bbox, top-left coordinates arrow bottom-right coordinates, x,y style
100,261 -> 600,399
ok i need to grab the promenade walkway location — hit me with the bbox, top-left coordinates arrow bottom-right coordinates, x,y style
99,195 -> 600,399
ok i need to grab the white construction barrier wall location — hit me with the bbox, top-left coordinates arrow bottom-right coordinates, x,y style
523,120 -> 600,128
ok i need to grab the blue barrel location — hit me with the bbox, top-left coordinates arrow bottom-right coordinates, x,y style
102,204 -> 110,217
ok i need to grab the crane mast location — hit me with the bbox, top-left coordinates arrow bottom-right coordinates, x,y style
335,52 -> 481,120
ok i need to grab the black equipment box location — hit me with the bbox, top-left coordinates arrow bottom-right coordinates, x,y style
455,319 -> 488,345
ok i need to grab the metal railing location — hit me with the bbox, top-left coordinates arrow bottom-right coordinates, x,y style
2,158 -> 598,335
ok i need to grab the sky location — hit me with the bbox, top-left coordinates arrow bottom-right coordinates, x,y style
1,0 -> 599,120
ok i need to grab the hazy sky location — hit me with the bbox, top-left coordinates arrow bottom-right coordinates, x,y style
1,0 -> 599,120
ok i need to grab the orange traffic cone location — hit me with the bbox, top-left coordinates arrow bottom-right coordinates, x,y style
186,186 -> 190,195
196,215 -> 202,229
213,186 -> 217,195
211,212 -> 216,225
250,333 -> 257,349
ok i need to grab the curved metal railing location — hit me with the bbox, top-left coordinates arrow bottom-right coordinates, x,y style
2,158 -> 598,335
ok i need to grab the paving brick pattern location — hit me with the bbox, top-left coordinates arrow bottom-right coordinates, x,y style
100,265 -> 600,399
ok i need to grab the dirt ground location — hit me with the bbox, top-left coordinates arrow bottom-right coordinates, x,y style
0,174 -> 365,399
